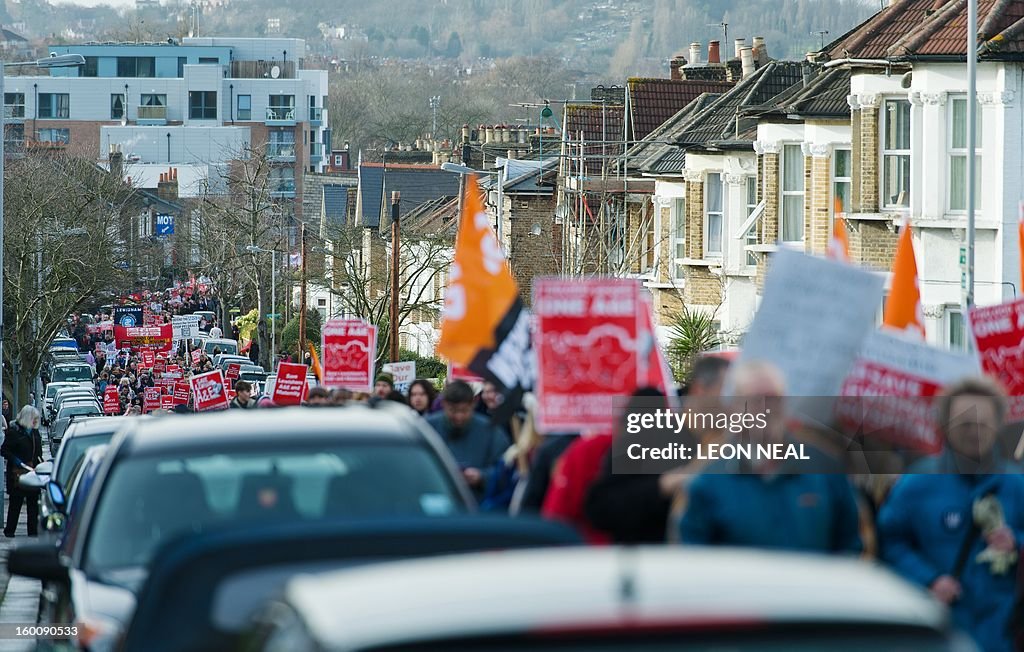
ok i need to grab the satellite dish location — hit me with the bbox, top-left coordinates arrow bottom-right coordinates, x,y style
270,65 -> 280,79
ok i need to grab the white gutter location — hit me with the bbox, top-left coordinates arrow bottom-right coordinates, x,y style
823,58 -> 892,68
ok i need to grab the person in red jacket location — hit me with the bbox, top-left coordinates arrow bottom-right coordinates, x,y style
541,388 -> 666,544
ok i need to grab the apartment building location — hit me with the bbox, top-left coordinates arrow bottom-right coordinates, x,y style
4,37 -> 329,209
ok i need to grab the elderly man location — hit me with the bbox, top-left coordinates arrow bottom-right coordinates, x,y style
879,377 -> 1024,652
678,360 -> 861,554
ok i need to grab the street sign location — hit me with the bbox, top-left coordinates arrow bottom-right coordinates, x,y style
156,213 -> 174,236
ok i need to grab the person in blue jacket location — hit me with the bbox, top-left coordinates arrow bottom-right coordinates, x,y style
679,361 -> 862,554
878,377 -> 1024,652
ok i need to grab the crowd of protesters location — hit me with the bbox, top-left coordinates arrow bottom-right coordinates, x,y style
6,280 -> 1024,651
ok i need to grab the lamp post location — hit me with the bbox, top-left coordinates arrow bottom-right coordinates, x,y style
245,244 -> 279,369
0,53 -> 85,407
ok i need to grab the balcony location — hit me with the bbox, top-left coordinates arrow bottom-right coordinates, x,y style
309,142 -> 323,163
309,106 -> 322,126
266,141 -> 296,161
229,60 -> 296,79
137,105 -> 167,125
265,106 -> 296,126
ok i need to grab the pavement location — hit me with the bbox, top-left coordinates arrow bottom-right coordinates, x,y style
0,425 -> 54,652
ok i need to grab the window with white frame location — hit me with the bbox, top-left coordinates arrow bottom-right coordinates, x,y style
639,205 -> 656,273
945,306 -> 966,351
882,99 -> 911,209
704,173 -> 723,257
745,176 -> 758,266
949,96 -> 982,212
671,197 -> 685,279
781,144 -> 804,242
833,148 -> 852,215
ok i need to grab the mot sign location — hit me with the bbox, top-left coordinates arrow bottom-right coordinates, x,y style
156,213 -> 174,236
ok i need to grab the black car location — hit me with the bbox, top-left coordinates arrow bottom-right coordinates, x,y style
8,404 -> 475,652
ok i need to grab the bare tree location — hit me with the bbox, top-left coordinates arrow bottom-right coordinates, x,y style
197,145 -> 288,368
320,220 -> 453,369
3,152 -> 133,403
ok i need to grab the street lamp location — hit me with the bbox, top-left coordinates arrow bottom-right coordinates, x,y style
245,244 -> 279,368
0,53 -> 85,407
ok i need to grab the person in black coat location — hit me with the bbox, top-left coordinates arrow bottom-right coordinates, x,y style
1,406 -> 44,537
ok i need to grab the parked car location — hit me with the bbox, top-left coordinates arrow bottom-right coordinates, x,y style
204,338 -> 239,357
50,403 -> 103,448
9,404 -> 475,652
44,382 -> 83,422
121,517 -> 579,652
239,547 -> 973,652
215,354 -> 252,373
21,443 -> 110,539
50,362 -> 95,388
50,336 -> 78,350
34,417 -> 130,533
51,388 -> 98,417
262,374 -> 318,399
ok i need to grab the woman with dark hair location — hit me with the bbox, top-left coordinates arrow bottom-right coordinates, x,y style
408,379 -> 438,416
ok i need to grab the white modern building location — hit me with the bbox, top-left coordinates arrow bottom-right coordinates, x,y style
4,37 -> 329,205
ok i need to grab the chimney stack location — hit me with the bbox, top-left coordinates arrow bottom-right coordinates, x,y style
734,38 -> 746,59
688,42 -> 702,66
752,36 -> 768,65
157,166 -> 178,201
741,46 -> 756,79
708,40 -> 721,64
669,54 -> 686,80
461,124 -> 470,143
109,144 -> 124,180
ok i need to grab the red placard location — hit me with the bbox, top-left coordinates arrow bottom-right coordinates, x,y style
160,394 -> 174,410
141,349 -> 156,368
103,386 -> 121,415
143,387 -> 162,413
190,370 -> 230,411
113,324 -> 173,352
272,362 -> 309,406
173,380 -> 191,405
190,349 -> 202,365
321,318 -> 377,392
167,365 -> 181,375
534,278 -> 641,433
448,363 -> 484,383
971,297 -> 1024,420
226,363 -> 242,381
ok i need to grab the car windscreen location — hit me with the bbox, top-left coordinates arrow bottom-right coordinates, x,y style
56,433 -> 116,487
52,366 -> 93,382
46,384 -> 74,399
84,442 -> 464,578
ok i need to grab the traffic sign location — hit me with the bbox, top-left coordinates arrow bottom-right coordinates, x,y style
156,213 -> 174,236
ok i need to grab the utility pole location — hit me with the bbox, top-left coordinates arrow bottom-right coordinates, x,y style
390,191 -> 401,363
298,222 -> 307,360
429,95 -> 441,138
964,0 -> 977,349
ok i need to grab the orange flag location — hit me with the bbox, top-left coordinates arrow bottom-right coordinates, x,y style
307,342 -> 323,381
437,175 -> 519,365
827,206 -> 851,262
882,220 -> 925,338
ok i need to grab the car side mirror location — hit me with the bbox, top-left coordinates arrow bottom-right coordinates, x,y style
47,482 -> 67,511
35,461 -> 54,477
7,539 -> 67,583
18,472 -> 47,490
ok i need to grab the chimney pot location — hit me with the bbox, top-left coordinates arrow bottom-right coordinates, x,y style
734,38 -> 746,59
752,36 -> 768,65
708,40 -> 721,64
740,46 -> 756,79
688,42 -> 702,66
507,149 -> 516,160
